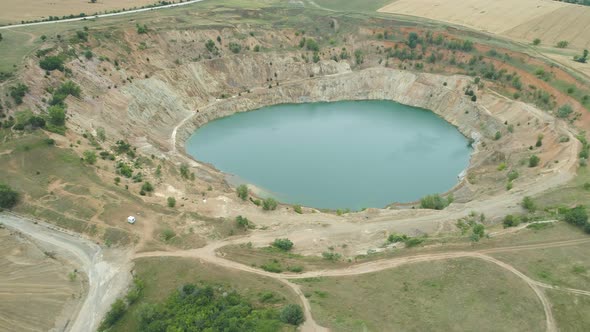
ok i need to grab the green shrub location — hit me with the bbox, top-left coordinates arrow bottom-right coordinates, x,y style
0,183 -> 19,209
136,23 -> 148,34
556,104 -> 573,118
564,206 -> 588,226
503,215 -> 520,228
179,163 -> 190,179
507,170 -> 519,181
263,197 -> 278,211
293,205 -> 303,214
306,38 -> 319,52
141,181 -> 154,193
261,261 -> 283,273
236,215 -> 250,228
160,228 -> 176,241
556,40 -> 569,48
83,150 -> 97,164
9,83 -> 28,104
521,196 -> 536,212
97,298 -> 126,331
237,184 -> 248,200
404,237 -> 424,248
39,55 -> 65,71
47,105 -> 66,126
228,42 -> 242,54
272,238 -> 293,251
529,155 -> 540,167
420,194 -> 452,210
321,251 -> 341,261
387,233 -> 408,243
167,197 -> 176,208
287,265 -> 303,273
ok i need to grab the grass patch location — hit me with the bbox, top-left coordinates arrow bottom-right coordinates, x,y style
293,258 -> 545,332
491,241 -> 590,290
219,244 -> 352,272
546,289 -> 590,332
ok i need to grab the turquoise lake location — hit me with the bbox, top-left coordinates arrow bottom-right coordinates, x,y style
185,100 -> 471,210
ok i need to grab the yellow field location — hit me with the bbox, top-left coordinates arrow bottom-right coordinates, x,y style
379,0 -> 590,49
0,0 -> 161,25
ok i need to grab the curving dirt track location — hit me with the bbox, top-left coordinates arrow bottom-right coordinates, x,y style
135,236 -> 590,332
0,213 -> 132,332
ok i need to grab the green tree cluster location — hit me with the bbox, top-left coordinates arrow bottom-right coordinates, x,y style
134,284 -> 296,331
39,55 -> 65,71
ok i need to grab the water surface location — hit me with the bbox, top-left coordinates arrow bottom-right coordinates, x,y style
186,101 -> 470,210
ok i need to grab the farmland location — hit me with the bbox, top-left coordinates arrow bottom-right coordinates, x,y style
0,0 -> 166,25
379,0 -> 590,49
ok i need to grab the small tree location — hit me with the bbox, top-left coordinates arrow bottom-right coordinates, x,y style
48,105 -> 66,126
280,304 -> 305,326
236,184 -> 248,200
167,197 -> 176,208
262,197 -> 278,210
272,238 -> 293,251
0,183 -> 19,209
533,38 -> 541,46
529,155 -> 540,167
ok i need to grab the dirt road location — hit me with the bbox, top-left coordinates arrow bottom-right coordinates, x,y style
0,212 -> 132,332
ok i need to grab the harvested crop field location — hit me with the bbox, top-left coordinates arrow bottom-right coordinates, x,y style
0,227 -> 83,332
379,0 -> 590,49
0,0 -> 162,25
